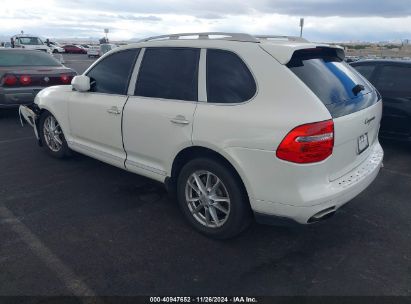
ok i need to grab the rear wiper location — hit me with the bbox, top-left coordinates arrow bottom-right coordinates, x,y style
352,84 -> 365,96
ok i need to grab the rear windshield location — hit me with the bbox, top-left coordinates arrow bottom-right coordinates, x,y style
0,51 -> 61,67
288,48 -> 378,118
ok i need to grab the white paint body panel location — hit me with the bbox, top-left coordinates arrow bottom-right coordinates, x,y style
67,92 -> 127,168
259,41 -> 343,64
123,97 -> 196,181
27,37 -> 383,225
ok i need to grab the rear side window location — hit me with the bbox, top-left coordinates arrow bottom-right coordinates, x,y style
87,49 -> 139,95
375,65 -> 411,92
352,64 -> 376,80
135,48 -> 200,101
206,49 -> 256,103
288,48 -> 378,118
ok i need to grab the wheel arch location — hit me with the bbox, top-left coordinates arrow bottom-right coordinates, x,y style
29,105 -> 52,146
34,88 -> 72,144
168,145 -> 252,202
34,104 -> 70,146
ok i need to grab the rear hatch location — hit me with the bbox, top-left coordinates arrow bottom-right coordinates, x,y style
283,47 -> 381,180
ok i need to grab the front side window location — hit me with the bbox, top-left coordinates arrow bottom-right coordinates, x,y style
375,65 -> 411,92
87,49 -> 140,95
206,49 -> 256,103
135,47 -> 200,101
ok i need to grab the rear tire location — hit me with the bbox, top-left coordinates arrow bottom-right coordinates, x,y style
177,158 -> 251,239
39,112 -> 71,159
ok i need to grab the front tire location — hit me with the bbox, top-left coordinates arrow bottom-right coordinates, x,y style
177,158 -> 251,239
39,112 -> 71,158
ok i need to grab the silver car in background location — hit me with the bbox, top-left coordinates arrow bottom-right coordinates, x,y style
0,49 -> 76,108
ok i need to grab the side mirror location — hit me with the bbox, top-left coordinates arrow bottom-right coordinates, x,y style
71,75 -> 90,92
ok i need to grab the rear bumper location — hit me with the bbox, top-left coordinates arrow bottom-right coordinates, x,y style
19,105 -> 40,141
252,142 -> 383,224
0,87 -> 44,108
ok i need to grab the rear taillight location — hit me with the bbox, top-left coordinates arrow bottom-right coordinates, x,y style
2,74 -> 18,86
276,120 -> 334,164
60,74 -> 72,84
19,75 -> 32,86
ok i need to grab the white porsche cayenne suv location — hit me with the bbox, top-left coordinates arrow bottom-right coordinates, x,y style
19,33 -> 384,238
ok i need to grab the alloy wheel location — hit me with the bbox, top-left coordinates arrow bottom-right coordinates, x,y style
43,115 -> 63,152
185,170 -> 231,228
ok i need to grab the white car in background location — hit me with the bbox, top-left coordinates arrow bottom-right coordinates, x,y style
48,41 -> 65,53
19,32 -> 383,239
11,34 -> 51,53
87,45 -> 100,58
100,43 -> 117,55
87,44 -> 117,58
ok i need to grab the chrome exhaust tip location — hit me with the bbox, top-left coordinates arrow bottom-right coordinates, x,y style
308,206 -> 336,223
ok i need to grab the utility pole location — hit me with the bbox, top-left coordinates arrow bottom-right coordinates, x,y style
299,18 -> 304,38
104,28 -> 109,42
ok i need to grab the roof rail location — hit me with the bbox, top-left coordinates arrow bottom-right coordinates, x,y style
139,32 -> 259,43
255,35 -> 309,43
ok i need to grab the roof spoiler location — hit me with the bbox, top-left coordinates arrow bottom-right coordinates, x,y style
260,43 -> 345,65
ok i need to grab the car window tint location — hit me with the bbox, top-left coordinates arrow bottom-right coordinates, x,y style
288,49 -> 372,105
375,65 -> 411,92
206,49 -> 256,103
87,49 -> 140,95
288,48 -> 377,118
352,64 -> 375,80
135,48 -> 200,101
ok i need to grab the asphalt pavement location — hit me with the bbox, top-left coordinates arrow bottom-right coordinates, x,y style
0,54 -> 410,296
62,53 -> 96,74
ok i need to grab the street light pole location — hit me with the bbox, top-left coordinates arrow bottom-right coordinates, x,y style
299,18 -> 304,38
104,28 -> 109,42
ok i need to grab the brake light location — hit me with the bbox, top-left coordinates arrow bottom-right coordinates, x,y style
2,74 -> 18,86
60,74 -> 72,84
19,75 -> 32,86
276,120 -> 334,163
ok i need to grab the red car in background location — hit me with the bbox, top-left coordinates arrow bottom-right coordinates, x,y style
62,45 -> 86,54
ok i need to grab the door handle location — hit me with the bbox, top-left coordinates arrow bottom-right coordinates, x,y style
107,106 -> 121,115
170,115 -> 190,125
